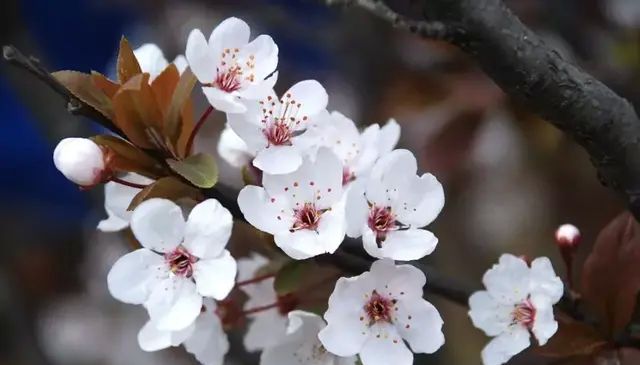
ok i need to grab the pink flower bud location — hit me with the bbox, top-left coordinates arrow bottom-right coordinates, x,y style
555,223 -> 581,249
53,138 -> 106,186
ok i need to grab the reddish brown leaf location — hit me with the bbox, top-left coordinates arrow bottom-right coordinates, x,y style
91,135 -> 164,178
117,36 -> 142,84
535,315 -> 607,358
90,71 -> 119,98
581,212 -> 640,337
127,176 -> 202,211
52,70 -> 113,120
150,64 -> 180,116
166,69 -> 197,149
176,98 -> 195,158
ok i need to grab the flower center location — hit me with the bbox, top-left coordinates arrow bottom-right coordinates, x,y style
214,66 -> 242,93
364,290 -> 395,325
291,203 -> 324,232
367,205 -> 397,246
263,121 -> 293,146
165,246 -> 197,278
512,298 -> 536,328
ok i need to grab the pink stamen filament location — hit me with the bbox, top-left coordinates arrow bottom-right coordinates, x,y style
367,205 -> 398,247
290,203 -> 324,232
512,299 -> 536,329
165,247 -> 198,278
364,290 -> 395,326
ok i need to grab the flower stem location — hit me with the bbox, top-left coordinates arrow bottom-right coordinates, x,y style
185,106 -> 214,156
236,273 -> 276,287
241,302 -> 280,316
110,176 -> 149,189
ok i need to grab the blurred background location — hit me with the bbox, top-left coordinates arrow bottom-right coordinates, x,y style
0,0 -> 638,364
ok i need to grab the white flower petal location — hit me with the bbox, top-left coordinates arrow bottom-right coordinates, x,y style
284,80 -> 328,118
530,294 -> 558,345
253,145 -> 303,175
193,250 -> 237,300
316,203 -> 346,254
237,253 -> 270,282
363,227 -> 438,261
481,326 -> 531,365
145,277 -> 203,331
107,248 -> 166,304
529,257 -> 564,304
468,291 -> 513,336
238,185 -> 294,234
53,138 -> 105,186
99,174 -> 153,232
368,259 -> 426,299
202,87 -> 247,113
369,149 -> 416,191
239,34 -> 278,80
227,111 -> 268,152
261,311 -> 329,365
131,198 -> 186,252
98,208 -> 130,232
319,274 -> 375,356
394,173 -> 444,228
133,43 -> 169,81
184,199 -> 233,259
172,55 -> 188,74
209,17 -> 251,52
275,230 -> 325,260
244,310 -> 288,352
359,324 -> 413,365
394,298 -> 444,354
242,278 -> 277,309
184,309 -> 229,365
378,119 -> 401,154
483,254 -> 531,305
186,29 -> 217,83
137,319 -> 195,352
345,180 -> 370,238
217,124 -> 253,168
239,71 -> 279,99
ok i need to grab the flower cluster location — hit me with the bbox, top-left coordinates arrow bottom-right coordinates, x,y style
48,15 -> 568,365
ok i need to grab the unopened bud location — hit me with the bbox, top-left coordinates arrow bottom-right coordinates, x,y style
555,224 -> 581,249
53,138 -> 106,186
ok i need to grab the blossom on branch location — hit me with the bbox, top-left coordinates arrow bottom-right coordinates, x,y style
228,79 -> 328,174
319,259 -> 445,365
133,43 -> 187,81
468,254 -> 564,365
345,149 -> 444,260
107,198 -> 237,331
98,173 -> 154,232
261,310 -> 356,365
238,148 -> 345,259
186,17 -> 279,113
53,137 -> 107,187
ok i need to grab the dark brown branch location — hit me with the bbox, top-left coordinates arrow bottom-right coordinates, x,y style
2,45 -> 125,137
330,0 -> 640,221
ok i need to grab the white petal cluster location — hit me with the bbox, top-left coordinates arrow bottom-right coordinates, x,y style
468,254 -> 564,365
108,198 -> 236,328
133,43 -> 187,81
53,138 -> 106,187
319,259 -> 445,365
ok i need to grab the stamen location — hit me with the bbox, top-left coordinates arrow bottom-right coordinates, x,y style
164,246 -> 197,278
512,298 -> 536,329
364,290 -> 395,326
290,203 -> 324,232
367,205 -> 398,247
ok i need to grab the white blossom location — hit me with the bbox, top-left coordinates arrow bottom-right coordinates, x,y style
217,123 -> 253,168
138,299 -> 229,365
227,79 -> 328,174
237,254 -> 288,352
98,173 -> 154,232
314,111 -> 400,185
238,148 -> 345,260
345,149 -> 444,260
261,310 -> 356,365
468,254 -> 564,365
133,43 -> 187,81
319,259 -> 445,365
53,138 -> 106,187
186,17 -> 278,113
107,198 -> 237,331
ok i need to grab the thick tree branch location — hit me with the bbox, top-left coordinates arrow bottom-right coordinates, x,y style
331,0 -> 640,221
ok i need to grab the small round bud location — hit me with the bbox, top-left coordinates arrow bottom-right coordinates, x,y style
53,138 -> 106,186
555,223 -> 581,249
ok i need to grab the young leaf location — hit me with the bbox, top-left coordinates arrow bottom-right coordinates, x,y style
91,135 -> 163,178
274,261 -> 309,295
90,71 -> 119,98
117,36 -> 142,84
581,212 -> 640,337
166,69 -> 197,147
535,315 -> 607,358
127,176 -> 202,211
52,70 -> 114,120
150,64 -> 180,116
167,153 -> 218,188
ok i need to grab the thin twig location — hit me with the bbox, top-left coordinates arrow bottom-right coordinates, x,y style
186,105 -> 214,155
326,0 -> 453,40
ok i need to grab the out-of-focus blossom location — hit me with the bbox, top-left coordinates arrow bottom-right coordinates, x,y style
238,148 -> 345,259
217,124 -> 253,168
186,17 -> 278,113
261,310 -> 356,365
107,199 -> 236,331
468,254 -> 564,365
134,43 -> 187,81
345,149 -> 444,260
98,173 -> 154,232
319,259 -> 445,365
